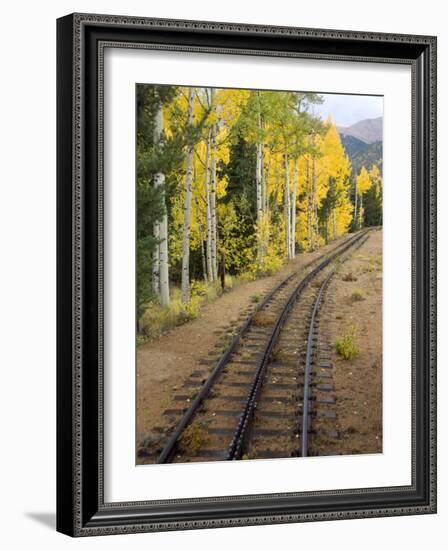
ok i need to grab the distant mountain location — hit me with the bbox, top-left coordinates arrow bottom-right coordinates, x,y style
338,117 -> 383,144
340,134 -> 383,176
340,135 -> 370,159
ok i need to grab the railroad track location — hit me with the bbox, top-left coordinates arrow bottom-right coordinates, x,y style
149,230 -> 370,463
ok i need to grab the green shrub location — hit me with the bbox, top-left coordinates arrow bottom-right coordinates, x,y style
350,290 -> 365,302
335,327 -> 360,360
136,334 -> 147,346
257,253 -> 283,276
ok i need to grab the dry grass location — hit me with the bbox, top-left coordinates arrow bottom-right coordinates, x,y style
270,347 -> 291,363
350,290 -> 365,302
179,421 -> 210,455
252,311 -> 275,327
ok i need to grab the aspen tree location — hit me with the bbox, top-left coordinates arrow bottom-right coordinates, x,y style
284,151 -> 291,259
153,95 -> 170,306
311,144 -> 318,250
210,116 -> 218,280
353,179 -> 358,229
264,150 -> 272,214
356,166 -> 372,228
142,86 -> 359,316
332,208 -> 337,239
306,156 -> 313,250
290,157 -> 298,259
181,88 -> 195,303
363,164 -> 382,226
204,127 -> 213,281
255,92 -> 264,264
315,123 -> 352,243
152,223 -> 160,295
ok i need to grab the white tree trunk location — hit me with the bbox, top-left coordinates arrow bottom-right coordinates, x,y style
311,150 -> 318,250
260,142 -> 265,214
204,129 -> 213,281
256,143 -> 262,218
359,193 -> 363,227
255,92 -> 265,265
256,141 -> 263,263
332,209 -> 337,239
256,100 -> 263,226
210,121 -> 218,281
290,158 -> 298,259
284,152 -> 291,260
264,150 -> 271,213
181,88 -> 195,303
306,157 -> 312,251
354,181 -> 358,230
153,97 -> 170,306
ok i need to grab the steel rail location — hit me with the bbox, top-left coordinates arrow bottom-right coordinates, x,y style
301,270 -> 334,457
227,230 -> 368,460
156,231 -> 366,463
301,231 -> 370,457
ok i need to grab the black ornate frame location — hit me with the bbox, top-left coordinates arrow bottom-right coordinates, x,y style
56,13 -> 437,536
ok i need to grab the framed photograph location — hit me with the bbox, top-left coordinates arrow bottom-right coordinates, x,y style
57,13 -> 437,536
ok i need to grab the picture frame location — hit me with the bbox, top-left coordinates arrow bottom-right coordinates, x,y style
56,12 -> 437,536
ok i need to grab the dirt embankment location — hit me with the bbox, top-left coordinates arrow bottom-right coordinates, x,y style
319,229 -> 382,455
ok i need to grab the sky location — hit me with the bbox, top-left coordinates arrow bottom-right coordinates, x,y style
310,93 -> 383,127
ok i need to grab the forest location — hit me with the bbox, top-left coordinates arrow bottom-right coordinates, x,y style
136,85 -> 383,339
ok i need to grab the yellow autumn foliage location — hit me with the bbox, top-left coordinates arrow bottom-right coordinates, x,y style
162,88 -> 359,283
